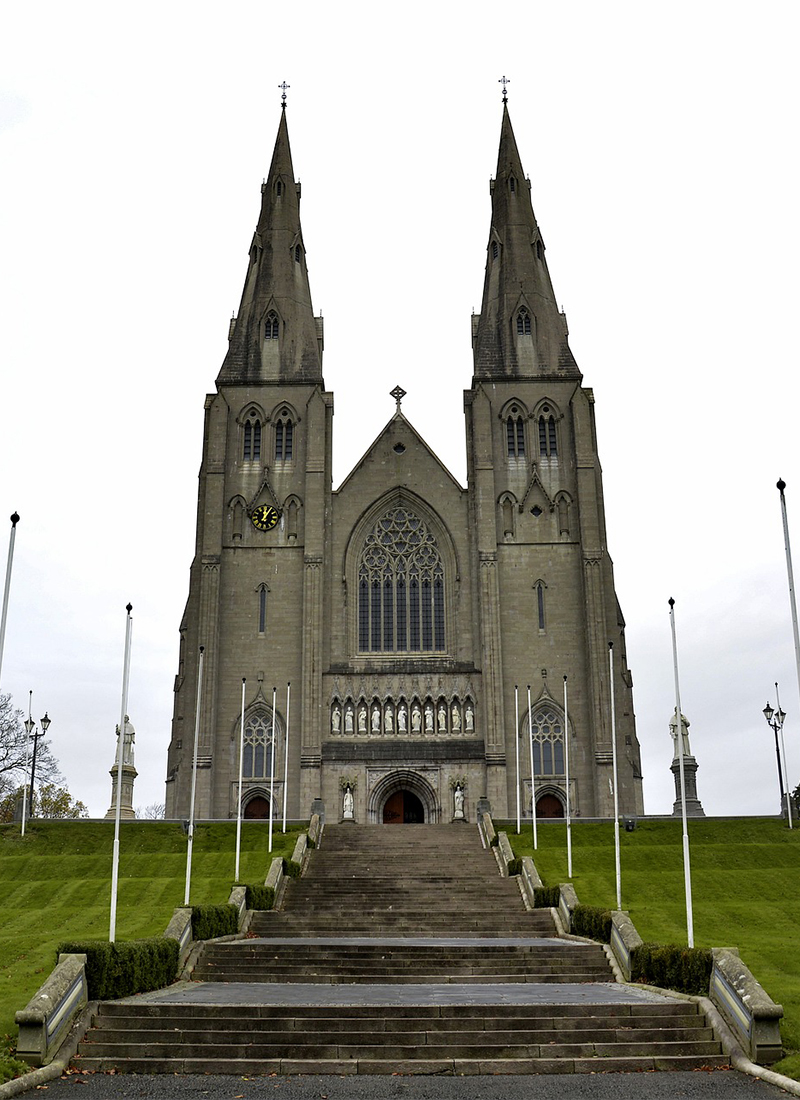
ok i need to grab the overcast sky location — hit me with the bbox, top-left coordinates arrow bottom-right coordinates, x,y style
1,1 -> 798,819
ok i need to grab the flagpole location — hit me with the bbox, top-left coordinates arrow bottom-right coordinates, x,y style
109,603 -> 133,943
777,480 -> 800,719
669,598 -> 694,947
282,682 -> 290,832
526,685 -> 537,850
235,677 -> 246,881
609,643 -> 621,910
564,675 -> 572,879
184,645 -> 204,907
0,513 -> 20,690
268,686 -> 277,853
21,690 -> 31,838
775,681 -> 793,830
514,685 -> 521,834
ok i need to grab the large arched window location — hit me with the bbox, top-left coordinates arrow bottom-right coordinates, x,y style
528,706 -> 565,775
243,712 -> 276,779
358,506 -> 445,653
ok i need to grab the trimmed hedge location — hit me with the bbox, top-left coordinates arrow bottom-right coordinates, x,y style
57,937 -> 179,1000
282,857 -> 302,879
245,884 -> 275,910
507,857 -> 522,876
533,885 -> 561,909
191,904 -> 238,940
631,942 -> 713,995
572,904 -> 613,943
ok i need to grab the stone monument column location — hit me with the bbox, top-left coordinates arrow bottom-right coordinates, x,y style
105,716 -> 138,820
669,712 -> 704,817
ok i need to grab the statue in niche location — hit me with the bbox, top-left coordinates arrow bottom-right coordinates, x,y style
371,705 -> 381,733
344,705 -> 354,734
343,785 -> 354,820
453,783 -> 465,820
385,704 -> 393,733
452,704 -> 461,731
358,707 -> 367,734
331,707 -> 341,734
424,703 -> 434,733
397,705 -> 407,733
437,702 -> 447,731
411,705 -> 422,733
465,704 -> 474,732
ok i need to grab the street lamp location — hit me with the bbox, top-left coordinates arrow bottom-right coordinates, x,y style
24,710 -> 51,816
763,700 -> 790,826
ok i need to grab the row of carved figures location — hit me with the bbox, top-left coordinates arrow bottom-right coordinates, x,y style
331,697 -> 475,737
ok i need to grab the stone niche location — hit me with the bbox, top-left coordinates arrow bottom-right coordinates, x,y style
325,672 -> 480,740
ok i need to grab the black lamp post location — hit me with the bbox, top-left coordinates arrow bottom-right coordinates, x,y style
763,700 -> 787,817
25,711 -> 51,816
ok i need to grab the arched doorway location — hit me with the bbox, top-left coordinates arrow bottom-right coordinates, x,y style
536,793 -> 564,819
382,790 -> 425,824
243,795 -> 271,819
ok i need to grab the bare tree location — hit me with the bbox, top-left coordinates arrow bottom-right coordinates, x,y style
135,802 -> 166,820
0,692 -> 63,799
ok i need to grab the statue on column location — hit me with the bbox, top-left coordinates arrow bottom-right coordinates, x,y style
668,711 -> 705,817
105,716 -> 138,820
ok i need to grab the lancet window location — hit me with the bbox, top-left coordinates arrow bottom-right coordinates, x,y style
275,412 -> 294,461
516,308 -> 532,335
243,411 -> 262,461
265,312 -> 279,340
538,413 -> 557,457
243,713 -> 276,779
357,507 -> 445,653
505,406 -> 525,458
528,707 -> 565,775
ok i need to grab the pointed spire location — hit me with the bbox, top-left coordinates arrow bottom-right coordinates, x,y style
218,108 -> 323,385
472,104 -> 579,380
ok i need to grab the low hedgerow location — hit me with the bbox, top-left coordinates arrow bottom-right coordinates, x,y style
533,885 -> 561,908
572,904 -> 612,943
282,857 -> 302,879
507,857 -> 522,876
191,904 -> 238,940
630,942 -> 713,995
244,884 -> 275,910
57,937 -> 179,1000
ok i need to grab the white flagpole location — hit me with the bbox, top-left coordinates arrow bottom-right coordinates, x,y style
609,643 -> 621,910
515,685 -> 521,834
778,480 -> 800,721
526,685 -> 537,850
564,675 -> 572,879
776,681 -> 793,830
184,645 -> 204,907
110,603 -> 133,943
21,690 -> 31,838
268,686 -> 277,853
235,677 -> 246,881
669,598 -> 694,947
282,682 -> 291,832
0,512 -> 20,690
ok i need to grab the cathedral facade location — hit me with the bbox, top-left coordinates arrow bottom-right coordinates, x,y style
164,104 -> 644,825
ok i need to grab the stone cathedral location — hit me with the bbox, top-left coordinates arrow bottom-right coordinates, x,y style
164,102 -> 645,825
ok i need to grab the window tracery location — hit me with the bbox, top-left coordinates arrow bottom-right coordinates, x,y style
527,706 -> 565,775
265,311 -> 279,340
243,410 -> 262,461
538,412 -> 557,457
505,405 -> 525,458
357,507 -> 445,653
243,712 -> 276,779
275,410 -> 294,461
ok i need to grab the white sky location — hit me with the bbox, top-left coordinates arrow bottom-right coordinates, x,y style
1,1 -> 798,819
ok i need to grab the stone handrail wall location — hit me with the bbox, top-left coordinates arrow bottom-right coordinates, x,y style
557,882 -> 579,932
518,856 -> 544,906
478,811 -> 496,848
711,948 -> 784,1065
15,953 -> 88,1068
308,813 -> 322,848
609,910 -> 643,982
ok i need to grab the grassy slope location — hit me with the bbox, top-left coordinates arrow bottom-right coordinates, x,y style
1,819 -> 305,1061
501,816 -> 800,1079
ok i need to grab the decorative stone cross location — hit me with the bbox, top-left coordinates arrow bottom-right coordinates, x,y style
278,81 -> 290,107
498,75 -> 511,103
390,385 -> 407,411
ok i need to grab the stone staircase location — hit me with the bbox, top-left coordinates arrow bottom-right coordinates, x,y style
75,823 -> 729,1075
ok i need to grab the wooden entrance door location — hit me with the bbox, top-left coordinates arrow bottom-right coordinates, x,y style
382,790 -> 425,824
536,793 -> 564,818
243,796 -> 270,819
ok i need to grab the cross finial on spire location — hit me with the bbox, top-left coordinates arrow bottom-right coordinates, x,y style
278,81 -> 290,109
499,75 -> 510,104
390,385 -> 406,411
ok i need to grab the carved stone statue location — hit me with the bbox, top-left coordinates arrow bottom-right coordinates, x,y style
424,703 -> 434,733
344,705 -> 354,734
358,707 -> 367,734
412,705 -> 422,733
397,705 -> 407,733
452,704 -> 461,731
465,704 -> 474,732
371,705 -> 381,733
385,704 -> 393,733
437,703 -> 447,731
343,785 -> 354,820
453,783 -> 465,820
669,712 -> 692,759
331,707 -> 341,734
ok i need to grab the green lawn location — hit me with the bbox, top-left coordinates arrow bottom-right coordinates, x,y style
1,818 -> 305,1072
501,816 -> 800,1079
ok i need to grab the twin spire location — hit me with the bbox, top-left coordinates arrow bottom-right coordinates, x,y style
218,103 -> 579,387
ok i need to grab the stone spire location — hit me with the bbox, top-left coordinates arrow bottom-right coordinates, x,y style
472,104 -> 580,380
218,108 -> 324,384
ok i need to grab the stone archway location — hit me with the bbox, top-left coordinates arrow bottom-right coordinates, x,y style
536,793 -> 564,819
368,769 -> 438,824
242,790 -> 273,819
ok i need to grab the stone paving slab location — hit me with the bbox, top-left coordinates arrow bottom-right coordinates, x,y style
126,980 -> 675,1008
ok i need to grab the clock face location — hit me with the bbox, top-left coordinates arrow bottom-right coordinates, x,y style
251,505 -> 280,532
